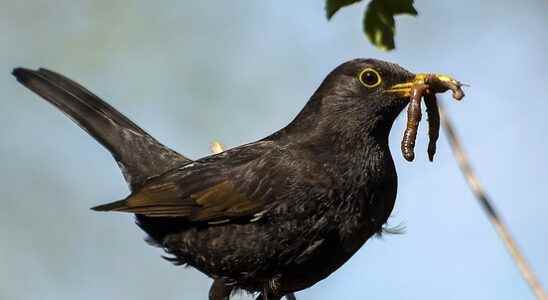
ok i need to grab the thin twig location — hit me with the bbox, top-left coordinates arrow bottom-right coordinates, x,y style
439,105 -> 546,300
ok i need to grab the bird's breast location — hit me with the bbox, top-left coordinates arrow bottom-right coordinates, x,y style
331,152 -> 398,250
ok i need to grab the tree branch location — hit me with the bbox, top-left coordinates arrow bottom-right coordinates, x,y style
440,105 -> 546,300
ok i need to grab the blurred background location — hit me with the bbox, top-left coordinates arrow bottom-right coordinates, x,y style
1,1 -> 547,299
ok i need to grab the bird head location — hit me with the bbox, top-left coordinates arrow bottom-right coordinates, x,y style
310,58 -> 461,120
281,58 -> 464,152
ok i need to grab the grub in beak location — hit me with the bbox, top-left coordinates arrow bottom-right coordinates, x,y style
388,73 -> 466,162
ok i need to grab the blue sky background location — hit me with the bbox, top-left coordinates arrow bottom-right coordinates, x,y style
1,1 -> 547,299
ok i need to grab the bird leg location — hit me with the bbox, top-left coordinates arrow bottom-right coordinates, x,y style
285,293 -> 297,300
254,292 -> 295,300
254,284 -> 288,300
209,279 -> 232,300
255,293 -> 282,300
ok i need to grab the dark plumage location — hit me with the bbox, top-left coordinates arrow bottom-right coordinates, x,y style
13,59 -> 449,300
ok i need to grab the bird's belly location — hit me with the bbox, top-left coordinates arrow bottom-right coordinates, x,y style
275,227 -> 377,293
161,195 -> 390,294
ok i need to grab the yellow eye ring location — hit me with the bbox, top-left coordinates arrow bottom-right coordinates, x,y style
358,68 -> 382,88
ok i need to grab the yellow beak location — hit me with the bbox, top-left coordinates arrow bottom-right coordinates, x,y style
385,73 -> 464,99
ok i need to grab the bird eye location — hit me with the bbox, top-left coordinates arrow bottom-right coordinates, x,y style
358,68 -> 382,88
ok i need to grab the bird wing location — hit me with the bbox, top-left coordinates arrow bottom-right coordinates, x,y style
93,142 -> 331,223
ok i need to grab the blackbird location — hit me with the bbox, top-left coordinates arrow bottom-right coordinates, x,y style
12,59 -> 463,300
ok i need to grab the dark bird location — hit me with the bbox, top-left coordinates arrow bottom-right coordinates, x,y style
12,59 -> 464,300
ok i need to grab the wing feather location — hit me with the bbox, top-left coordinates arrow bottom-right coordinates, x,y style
93,144 -> 332,224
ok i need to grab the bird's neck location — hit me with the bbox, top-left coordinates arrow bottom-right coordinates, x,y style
277,103 -> 398,166
315,117 -> 394,177
268,94 -> 406,180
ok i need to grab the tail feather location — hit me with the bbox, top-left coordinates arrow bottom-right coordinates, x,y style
12,67 -> 191,189
91,199 -> 129,212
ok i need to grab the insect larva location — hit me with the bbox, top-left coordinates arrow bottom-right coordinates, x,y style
400,74 -> 465,162
424,93 -> 440,162
401,84 -> 427,162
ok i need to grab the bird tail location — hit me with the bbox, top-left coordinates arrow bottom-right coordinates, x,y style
90,199 -> 128,212
12,68 -> 191,190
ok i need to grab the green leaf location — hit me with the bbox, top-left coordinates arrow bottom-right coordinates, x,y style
326,0 -> 363,19
363,0 -> 418,51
